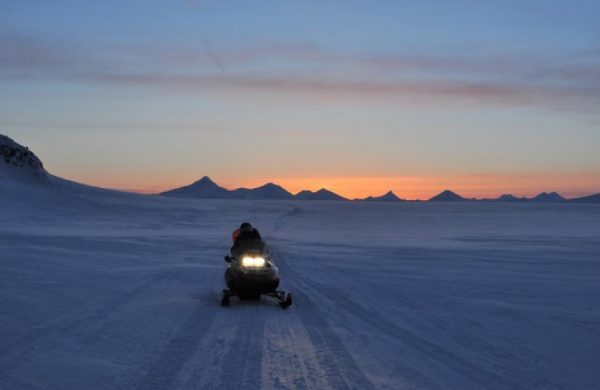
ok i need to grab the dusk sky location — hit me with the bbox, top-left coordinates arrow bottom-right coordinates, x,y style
2,1 -> 600,199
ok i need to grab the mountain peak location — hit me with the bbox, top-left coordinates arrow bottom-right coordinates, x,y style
532,191 -> 566,203
429,189 -> 466,202
494,194 -> 529,202
161,177 -> 295,200
258,182 -> 280,189
232,182 -> 294,199
193,176 -> 216,185
295,188 -> 347,201
363,190 -> 403,202
160,175 -> 229,198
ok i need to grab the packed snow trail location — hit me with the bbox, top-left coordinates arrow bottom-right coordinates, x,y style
1,183 -> 600,389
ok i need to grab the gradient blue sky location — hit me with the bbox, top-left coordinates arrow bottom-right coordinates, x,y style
2,1 -> 600,198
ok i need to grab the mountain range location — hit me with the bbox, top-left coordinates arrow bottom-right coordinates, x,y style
160,177 -> 600,203
161,177 -> 295,200
1,133 -> 599,204
160,176 -> 347,201
362,191 -> 404,202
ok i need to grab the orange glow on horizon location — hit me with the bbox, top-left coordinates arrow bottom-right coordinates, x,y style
222,174 -> 600,199
94,173 -> 600,200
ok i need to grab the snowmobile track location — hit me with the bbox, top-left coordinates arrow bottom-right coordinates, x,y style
272,248 -> 375,389
316,283 -> 526,389
278,244 -> 551,390
216,308 -> 267,390
135,298 -> 219,390
290,289 -> 376,390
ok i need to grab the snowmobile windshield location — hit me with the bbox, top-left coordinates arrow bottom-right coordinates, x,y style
231,238 -> 267,259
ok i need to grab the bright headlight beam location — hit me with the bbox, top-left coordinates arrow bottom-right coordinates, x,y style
241,256 -> 265,267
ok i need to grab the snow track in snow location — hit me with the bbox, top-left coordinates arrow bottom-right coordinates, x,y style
136,289 -> 219,389
277,256 -> 375,389
217,308 -> 266,389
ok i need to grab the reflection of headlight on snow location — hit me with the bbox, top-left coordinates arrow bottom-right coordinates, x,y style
241,256 -> 266,267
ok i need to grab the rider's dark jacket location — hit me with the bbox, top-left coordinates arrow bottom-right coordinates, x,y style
231,229 -> 263,258
235,229 -> 261,243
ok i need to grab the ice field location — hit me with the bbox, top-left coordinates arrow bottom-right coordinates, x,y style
1,177 -> 600,389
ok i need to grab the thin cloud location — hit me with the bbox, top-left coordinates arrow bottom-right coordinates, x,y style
2,32 -> 600,111
90,72 -> 600,112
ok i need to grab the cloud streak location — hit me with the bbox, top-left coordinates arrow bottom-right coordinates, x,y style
2,32 -> 600,111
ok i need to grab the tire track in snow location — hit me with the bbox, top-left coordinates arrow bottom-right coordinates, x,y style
273,248 -> 375,390
291,289 -> 376,389
316,283 -> 525,389
135,299 -> 219,390
290,244 -> 555,389
280,248 -> 541,390
261,319 -> 314,389
216,306 -> 266,390
292,277 -> 442,390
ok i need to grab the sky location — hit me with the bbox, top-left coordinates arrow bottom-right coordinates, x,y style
1,0 -> 600,199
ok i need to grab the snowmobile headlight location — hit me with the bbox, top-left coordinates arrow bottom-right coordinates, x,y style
241,256 -> 266,267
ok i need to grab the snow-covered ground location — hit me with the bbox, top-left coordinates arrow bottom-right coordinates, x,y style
1,179 -> 600,389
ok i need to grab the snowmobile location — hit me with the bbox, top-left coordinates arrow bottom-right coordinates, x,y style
221,238 -> 292,308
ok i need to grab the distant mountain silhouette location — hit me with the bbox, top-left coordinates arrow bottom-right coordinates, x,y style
161,177 -> 293,200
160,176 -> 230,198
161,177 -> 347,201
3,133 -> 599,204
295,188 -> 347,201
428,190 -> 467,202
492,194 -> 530,203
362,191 -> 404,202
568,192 -> 600,203
157,173 -> 597,204
230,183 -> 294,200
531,192 -> 566,203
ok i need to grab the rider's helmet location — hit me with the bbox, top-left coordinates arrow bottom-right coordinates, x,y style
240,222 -> 252,233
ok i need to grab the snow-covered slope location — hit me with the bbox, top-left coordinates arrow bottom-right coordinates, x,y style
2,185 -> 600,389
0,134 -> 48,183
0,133 -> 156,214
570,192 -> 600,203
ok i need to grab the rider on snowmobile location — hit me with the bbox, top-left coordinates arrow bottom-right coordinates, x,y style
221,222 -> 292,307
230,222 -> 263,259
232,222 -> 261,243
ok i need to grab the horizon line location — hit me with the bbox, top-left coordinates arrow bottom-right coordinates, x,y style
106,175 -> 599,201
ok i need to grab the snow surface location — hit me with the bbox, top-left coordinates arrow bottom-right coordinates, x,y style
1,177 -> 600,389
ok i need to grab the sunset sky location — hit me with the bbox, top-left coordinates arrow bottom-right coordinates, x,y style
2,1 -> 600,199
